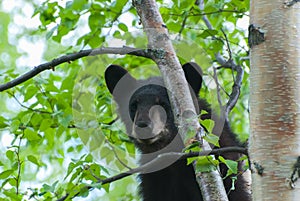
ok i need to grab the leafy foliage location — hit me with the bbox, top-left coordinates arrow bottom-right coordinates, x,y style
0,0 -> 249,200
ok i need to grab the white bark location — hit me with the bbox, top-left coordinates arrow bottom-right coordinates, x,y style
134,0 -> 228,200
249,1 -> 300,200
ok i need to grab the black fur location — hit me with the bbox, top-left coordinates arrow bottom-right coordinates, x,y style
105,62 -> 251,201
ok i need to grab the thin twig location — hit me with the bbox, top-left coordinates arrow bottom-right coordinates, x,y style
7,91 -> 52,114
105,138 -> 132,170
213,67 -> 223,109
15,134 -> 24,195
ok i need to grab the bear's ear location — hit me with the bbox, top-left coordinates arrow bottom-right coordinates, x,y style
105,65 -> 136,94
182,62 -> 203,95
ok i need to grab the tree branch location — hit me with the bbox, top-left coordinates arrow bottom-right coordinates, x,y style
168,9 -> 248,18
133,0 -> 229,200
0,46 -> 150,92
57,146 -> 247,201
197,0 -> 244,122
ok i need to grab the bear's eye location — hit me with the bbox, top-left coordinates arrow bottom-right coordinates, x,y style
155,96 -> 160,104
155,97 -> 168,109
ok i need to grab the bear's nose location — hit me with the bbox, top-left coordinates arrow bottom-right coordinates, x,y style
136,121 -> 151,128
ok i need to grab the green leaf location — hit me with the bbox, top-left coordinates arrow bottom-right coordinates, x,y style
8,177 -> 17,187
27,155 -> 40,166
195,156 -> 218,173
183,141 -> 201,153
118,23 -> 128,32
184,126 -> 197,143
65,162 -> 76,180
24,128 -> 42,141
0,170 -> 14,179
72,0 -> 89,11
88,35 -> 103,48
211,40 -> 223,52
200,113 -> 215,134
42,180 -> 58,193
40,119 -> 53,131
3,189 -> 23,200
78,183 -> 89,197
39,2 -> 58,26
31,113 -> 44,127
218,156 -> 238,176
85,154 -> 93,163
167,21 -> 180,32
11,162 -> 19,171
58,114 -> 72,128
60,76 -> 75,90
44,127 -> 55,147
69,167 -> 82,183
199,29 -> 218,39
0,116 -> 8,128
23,85 -> 38,102
6,150 -> 14,161
10,119 -> 20,133
203,134 -> 220,147
125,141 -> 135,155
88,13 -> 105,32
187,156 -> 198,166
21,113 -> 33,125
46,26 -> 57,39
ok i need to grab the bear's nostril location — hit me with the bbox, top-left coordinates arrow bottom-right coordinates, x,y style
136,121 -> 150,128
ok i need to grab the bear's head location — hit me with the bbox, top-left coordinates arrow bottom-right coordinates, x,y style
104,62 -> 203,153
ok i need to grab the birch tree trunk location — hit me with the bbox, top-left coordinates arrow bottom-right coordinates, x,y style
249,1 -> 300,200
134,0 -> 228,200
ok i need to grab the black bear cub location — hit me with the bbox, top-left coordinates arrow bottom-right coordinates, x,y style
105,62 -> 251,201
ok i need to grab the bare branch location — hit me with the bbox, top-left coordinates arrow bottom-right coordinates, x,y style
213,67 -> 223,109
0,46 -> 150,92
197,0 -> 244,122
57,146 -> 247,201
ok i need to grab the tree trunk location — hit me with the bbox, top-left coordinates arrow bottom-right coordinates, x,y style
249,0 -> 300,200
134,0 -> 228,200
